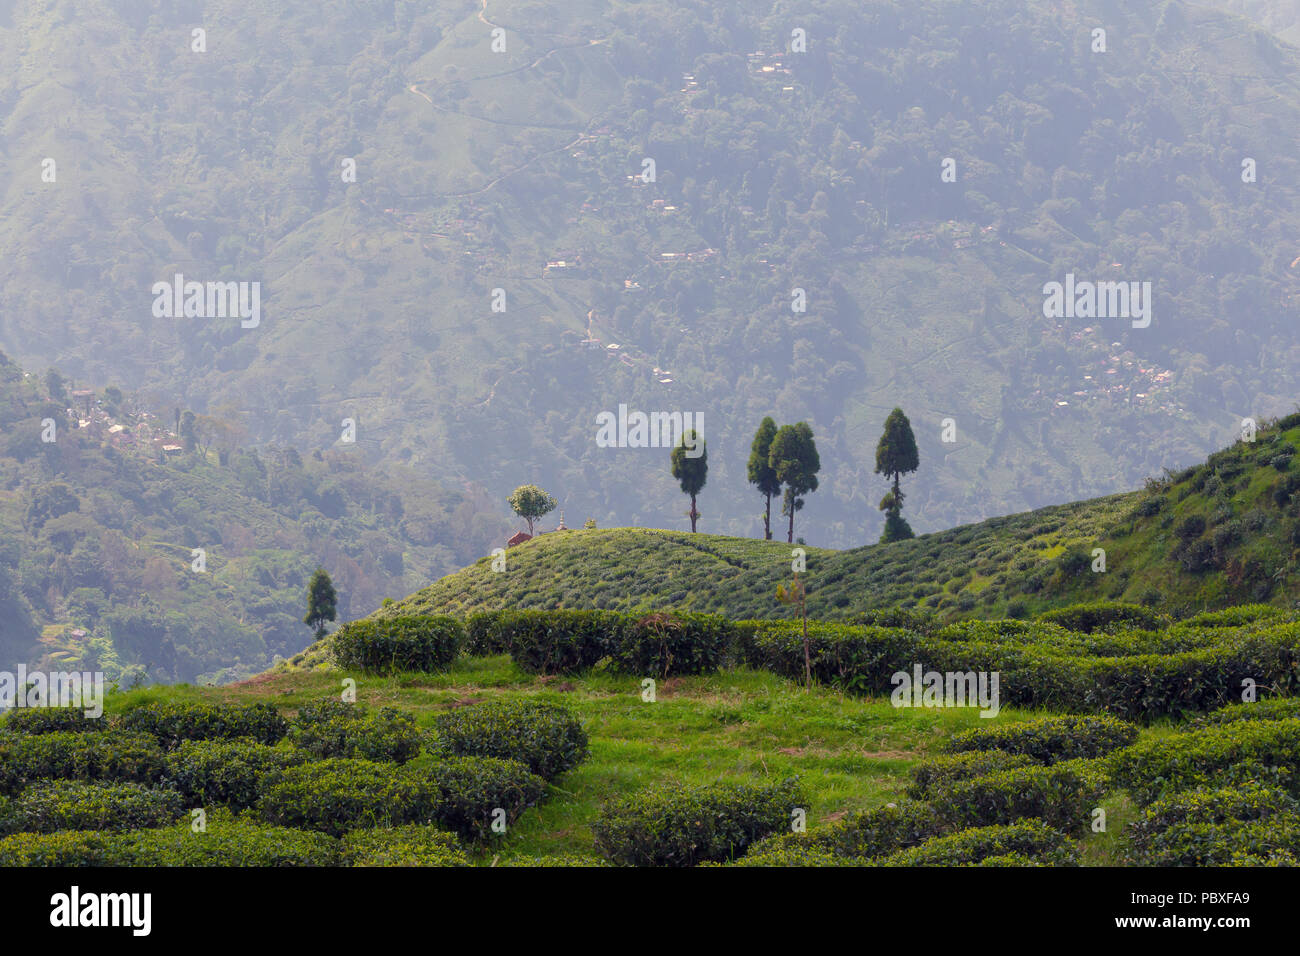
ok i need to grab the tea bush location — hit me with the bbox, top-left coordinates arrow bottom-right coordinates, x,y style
118,701 -> 287,748
0,731 -> 165,794
165,739 -> 311,807
431,699 -> 588,779
332,615 -> 464,674
879,820 -> 1078,866
288,703 -> 424,763
0,781 -> 186,833
943,715 -> 1140,764
337,825 -> 469,866
593,778 -> 805,867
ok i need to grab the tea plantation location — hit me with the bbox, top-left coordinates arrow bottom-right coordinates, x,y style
4,603 -> 1299,866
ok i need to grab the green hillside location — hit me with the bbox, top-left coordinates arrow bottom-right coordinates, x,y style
388,414 -> 1300,621
0,350 -> 509,684
6,0 -> 1300,547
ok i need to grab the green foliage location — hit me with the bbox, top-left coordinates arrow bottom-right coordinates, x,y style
943,715 -> 1141,764
1191,697 -> 1300,729
303,566 -> 338,639
613,611 -> 733,678
0,730 -> 166,794
754,800 -> 943,860
747,417 -> 782,539
507,485 -> 557,535
0,830 -> 120,866
431,699 -> 589,779
670,430 -> 708,532
1110,718 -> 1300,805
0,780 -> 186,833
879,820 -> 1078,867
769,422 -> 820,542
164,739 -> 310,807
331,615 -> 465,674
118,700 -> 288,748
1038,602 -> 1165,633
1124,784 -> 1300,865
922,760 -> 1108,835
124,811 -> 338,866
257,755 -> 544,842
907,750 -> 1037,799
337,825 -> 469,867
288,702 -> 425,763
0,707 -> 100,735
593,778 -> 805,867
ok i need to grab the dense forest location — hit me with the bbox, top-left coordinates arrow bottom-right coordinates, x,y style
0,350 -> 508,684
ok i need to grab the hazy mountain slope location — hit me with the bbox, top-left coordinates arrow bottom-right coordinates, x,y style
387,414 -> 1300,621
4,0 -> 1300,547
0,351 -> 509,684
1198,0 -> 1300,43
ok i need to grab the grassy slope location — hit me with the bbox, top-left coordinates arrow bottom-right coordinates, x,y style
385,421 -> 1300,622
117,656 -> 1143,864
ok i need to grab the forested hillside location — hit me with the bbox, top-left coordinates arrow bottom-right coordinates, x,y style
5,0 -> 1300,547
0,350 -> 508,684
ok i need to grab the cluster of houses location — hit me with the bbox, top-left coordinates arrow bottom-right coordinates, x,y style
65,391 -> 183,457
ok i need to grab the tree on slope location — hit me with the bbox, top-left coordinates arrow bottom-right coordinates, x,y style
747,417 -> 782,540
507,484 -> 557,536
769,422 -> 820,544
670,429 -> 708,533
875,407 -> 919,543
303,567 -> 337,640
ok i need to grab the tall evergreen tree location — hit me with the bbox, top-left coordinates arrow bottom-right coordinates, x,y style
875,407 -> 920,542
769,422 -> 820,543
303,567 -> 337,640
670,430 -> 708,532
747,417 -> 781,540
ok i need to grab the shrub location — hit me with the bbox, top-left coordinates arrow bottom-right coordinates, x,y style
424,755 -> 547,842
738,621 -> 916,695
1192,698 -> 1300,729
593,778 -> 805,867
943,715 -> 1140,764
332,615 -> 465,673
1124,784 -> 1299,866
0,830 -> 119,866
0,730 -> 165,794
1125,817 -> 1300,866
496,854 -> 613,867
1181,605 -> 1286,628
165,739 -> 310,807
729,843 -> 866,867
494,610 -> 623,673
1110,718 -> 1300,805
126,811 -> 338,866
432,699 -> 588,779
614,611 -> 732,677
288,703 -> 424,763
0,707 -> 101,735
1038,602 -> 1164,633
879,820 -> 1078,866
907,751 -> 1037,799
925,760 -> 1107,835
118,701 -> 287,748
465,611 -> 509,655
1,781 -> 186,833
337,825 -> 469,867
257,758 -> 441,837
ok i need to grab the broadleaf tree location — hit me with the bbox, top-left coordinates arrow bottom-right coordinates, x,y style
507,484 -> 557,535
303,566 -> 337,640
